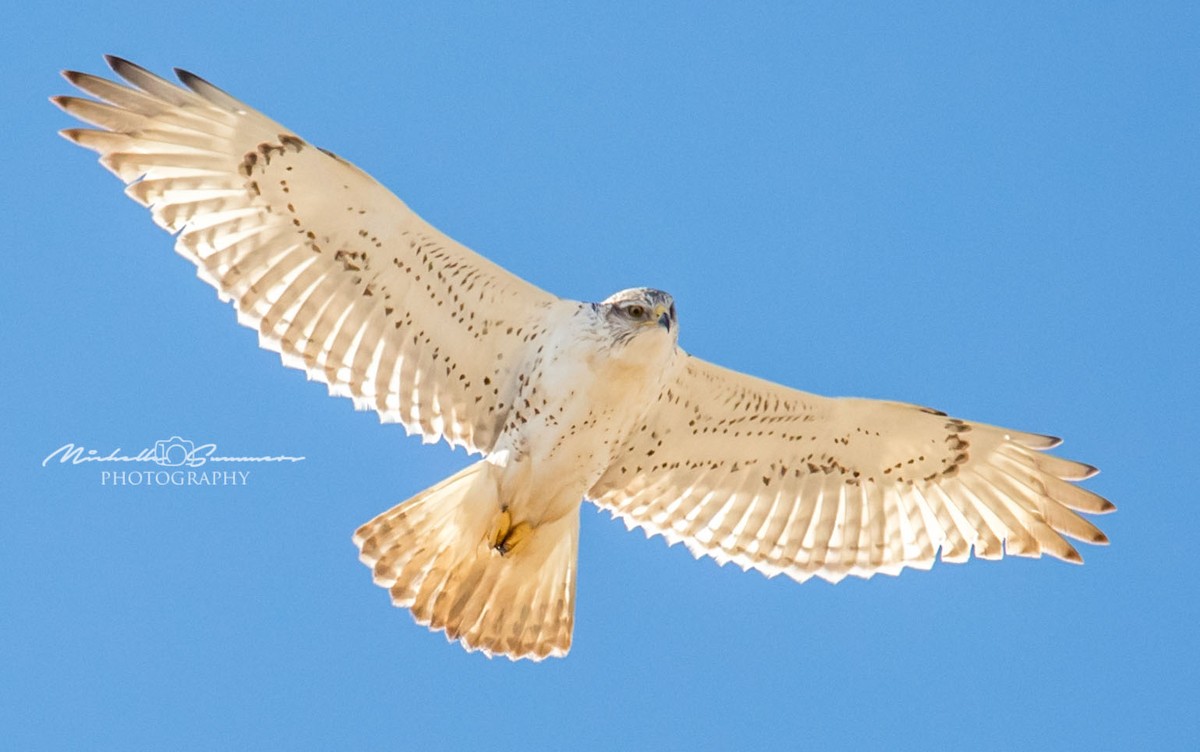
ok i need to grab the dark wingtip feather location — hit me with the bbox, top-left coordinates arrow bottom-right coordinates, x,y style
174,67 -> 205,87
174,67 -> 221,98
104,55 -> 146,81
172,66 -> 245,112
1010,429 -> 1063,450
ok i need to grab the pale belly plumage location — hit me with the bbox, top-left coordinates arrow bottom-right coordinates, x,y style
488,306 -> 679,525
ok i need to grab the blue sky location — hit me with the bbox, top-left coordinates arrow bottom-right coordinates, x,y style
3,2 -> 1197,749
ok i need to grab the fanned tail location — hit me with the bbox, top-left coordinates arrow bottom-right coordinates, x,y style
353,460 -> 579,660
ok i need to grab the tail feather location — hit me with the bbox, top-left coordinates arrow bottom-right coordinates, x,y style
353,460 -> 580,661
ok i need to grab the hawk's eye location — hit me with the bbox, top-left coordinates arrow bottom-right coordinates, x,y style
626,305 -> 646,319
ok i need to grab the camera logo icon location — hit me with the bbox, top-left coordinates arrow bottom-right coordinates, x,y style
153,436 -> 199,467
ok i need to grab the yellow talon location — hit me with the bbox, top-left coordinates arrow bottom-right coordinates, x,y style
491,507 -> 512,549
495,519 -> 533,557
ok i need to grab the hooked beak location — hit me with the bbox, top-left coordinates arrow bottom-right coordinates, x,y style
655,304 -> 671,332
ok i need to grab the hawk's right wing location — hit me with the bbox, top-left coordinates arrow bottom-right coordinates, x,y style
589,355 -> 1112,583
54,57 -> 565,454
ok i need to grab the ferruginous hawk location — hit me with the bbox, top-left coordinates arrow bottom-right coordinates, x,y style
54,57 -> 1113,661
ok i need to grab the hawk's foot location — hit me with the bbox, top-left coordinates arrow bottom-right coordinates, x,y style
491,508 -> 532,557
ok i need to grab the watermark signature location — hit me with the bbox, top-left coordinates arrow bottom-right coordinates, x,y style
42,436 -> 305,486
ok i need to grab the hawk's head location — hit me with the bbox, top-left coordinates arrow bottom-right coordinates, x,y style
600,288 -> 678,347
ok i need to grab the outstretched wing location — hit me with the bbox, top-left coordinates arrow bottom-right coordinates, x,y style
54,57 -> 563,454
588,356 -> 1112,582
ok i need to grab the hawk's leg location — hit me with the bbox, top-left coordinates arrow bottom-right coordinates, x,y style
491,506 -> 532,557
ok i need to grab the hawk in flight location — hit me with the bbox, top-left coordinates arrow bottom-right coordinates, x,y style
55,57 -> 1113,660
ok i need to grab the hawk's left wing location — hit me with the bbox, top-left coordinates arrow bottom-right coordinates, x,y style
53,57 -> 563,454
588,356 -> 1112,583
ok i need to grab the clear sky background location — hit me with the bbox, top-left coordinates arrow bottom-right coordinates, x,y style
2,2 -> 1196,750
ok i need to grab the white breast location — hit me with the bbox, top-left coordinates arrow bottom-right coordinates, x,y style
492,307 -> 677,522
